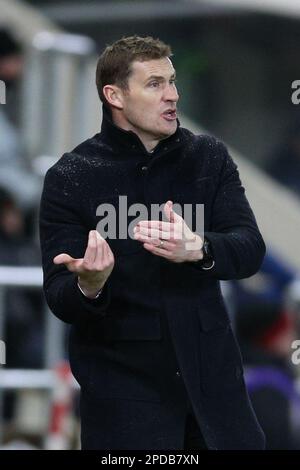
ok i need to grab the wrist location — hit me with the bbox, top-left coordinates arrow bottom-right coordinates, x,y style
186,234 -> 204,262
189,248 -> 204,262
78,277 -> 105,299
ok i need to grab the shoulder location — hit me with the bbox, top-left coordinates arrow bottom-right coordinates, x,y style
179,127 -> 233,174
44,133 -> 108,184
180,127 -> 228,155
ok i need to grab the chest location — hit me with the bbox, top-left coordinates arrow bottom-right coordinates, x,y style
79,150 -> 217,252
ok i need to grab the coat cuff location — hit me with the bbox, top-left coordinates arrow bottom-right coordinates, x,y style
77,281 -> 103,299
186,233 -> 217,275
193,231 -> 233,279
64,274 -> 110,317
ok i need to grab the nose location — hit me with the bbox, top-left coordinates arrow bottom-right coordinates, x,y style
163,83 -> 179,103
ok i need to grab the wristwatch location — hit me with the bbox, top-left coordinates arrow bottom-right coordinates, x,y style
199,237 -> 215,270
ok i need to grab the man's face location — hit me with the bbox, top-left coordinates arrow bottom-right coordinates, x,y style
118,57 -> 179,143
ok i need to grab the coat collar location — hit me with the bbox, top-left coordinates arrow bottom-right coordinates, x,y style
100,104 -> 184,158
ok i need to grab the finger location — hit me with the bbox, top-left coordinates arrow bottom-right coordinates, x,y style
164,200 -> 182,224
104,239 -> 114,266
83,230 -> 98,266
137,220 -> 177,238
143,242 -> 174,259
96,231 -> 114,268
105,239 -> 114,260
102,240 -> 109,265
99,233 -> 111,268
135,226 -> 174,241
137,220 -> 173,231
65,258 -> 84,273
164,200 -> 173,223
94,230 -> 105,266
53,253 -> 75,265
136,224 -> 182,241
53,253 -> 83,273
106,242 -> 115,265
134,234 -> 176,250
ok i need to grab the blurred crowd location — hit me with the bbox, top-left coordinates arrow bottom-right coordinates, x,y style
233,253 -> 300,449
0,28 -> 47,448
0,28 -> 43,370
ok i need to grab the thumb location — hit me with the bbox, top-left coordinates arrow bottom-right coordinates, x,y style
164,200 -> 174,222
164,200 -> 182,223
53,253 -> 75,265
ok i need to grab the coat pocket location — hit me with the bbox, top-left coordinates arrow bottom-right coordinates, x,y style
92,310 -> 162,342
70,313 -> 163,402
88,354 -> 162,403
87,312 -> 162,402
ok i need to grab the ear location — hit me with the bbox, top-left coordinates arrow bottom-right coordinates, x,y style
102,85 -> 124,110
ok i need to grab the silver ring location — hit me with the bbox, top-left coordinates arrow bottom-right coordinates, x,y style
159,240 -> 164,247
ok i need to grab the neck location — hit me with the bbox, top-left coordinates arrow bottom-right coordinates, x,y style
111,108 -> 162,153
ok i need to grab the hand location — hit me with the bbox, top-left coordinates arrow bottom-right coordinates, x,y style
133,200 -> 204,263
53,230 -> 115,298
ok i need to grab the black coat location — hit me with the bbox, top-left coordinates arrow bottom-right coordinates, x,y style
39,106 -> 266,450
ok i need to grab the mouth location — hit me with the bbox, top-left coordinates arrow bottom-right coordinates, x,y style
161,109 -> 177,121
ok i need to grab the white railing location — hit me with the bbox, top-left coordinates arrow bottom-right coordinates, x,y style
22,31 -> 100,174
0,266 -> 68,447
0,266 -> 65,368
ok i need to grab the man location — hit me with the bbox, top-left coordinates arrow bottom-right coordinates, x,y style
39,36 -> 266,450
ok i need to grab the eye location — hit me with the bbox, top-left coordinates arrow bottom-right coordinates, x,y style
149,81 -> 160,88
170,78 -> 177,85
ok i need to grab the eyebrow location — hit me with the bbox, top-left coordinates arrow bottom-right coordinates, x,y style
145,72 -> 176,84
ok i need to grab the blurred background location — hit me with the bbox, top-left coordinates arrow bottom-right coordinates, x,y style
1,0 -> 300,450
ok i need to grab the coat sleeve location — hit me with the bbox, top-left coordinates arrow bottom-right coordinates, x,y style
191,140 -> 266,280
39,157 -> 110,324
